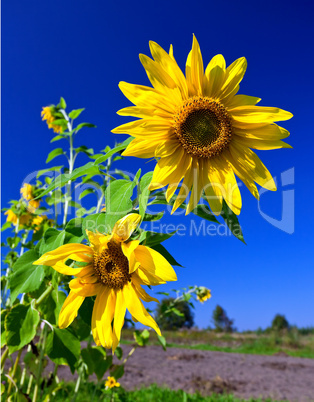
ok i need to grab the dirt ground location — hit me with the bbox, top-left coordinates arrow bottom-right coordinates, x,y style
5,345 -> 314,401
54,345 -> 314,401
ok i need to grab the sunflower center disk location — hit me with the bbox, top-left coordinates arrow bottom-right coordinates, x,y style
174,97 -> 233,158
93,241 -> 131,289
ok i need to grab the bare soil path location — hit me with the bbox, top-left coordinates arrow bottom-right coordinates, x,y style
115,345 -> 314,401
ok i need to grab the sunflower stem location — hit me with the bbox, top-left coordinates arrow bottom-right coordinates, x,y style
1,347 -> 9,373
35,284 -> 54,307
7,348 -> 22,395
32,324 -> 48,402
61,109 -> 74,227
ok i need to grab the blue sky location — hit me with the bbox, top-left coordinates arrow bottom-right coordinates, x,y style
2,0 -> 314,330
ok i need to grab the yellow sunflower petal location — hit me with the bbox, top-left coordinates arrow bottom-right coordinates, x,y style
230,106 -> 293,125
186,160 -> 203,214
230,142 -> 277,191
132,276 -> 159,303
234,124 -> 290,140
121,240 -> 140,274
58,291 -> 85,329
165,152 -> 192,202
185,34 -> 204,96
149,41 -> 188,99
171,161 -> 195,213
212,157 -> 242,215
224,149 -> 260,199
86,231 -> 110,254
134,245 -> 177,283
111,213 -> 141,242
203,161 -> 223,216
123,138 -> 159,159
69,278 -> 102,297
203,54 -> 226,98
124,283 -> 161,335
33,244 -> 93,267
92,288 -> 116,349
112,289 -> 126,353
225,94 -> 261,108
219,57 -> 247,102
139,53 -> 177,92
233,135 -> 292,150
149,148 -> 185,191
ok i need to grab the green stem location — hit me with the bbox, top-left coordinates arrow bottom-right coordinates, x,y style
7,349 -> 22,395
26,375 -> 33,396
32,324 -> 48,402
71,369 -> 82,402
19,345 -> 31,388
122,345 -> 137,365
1,347 -> 9,373
35,284 -> 54,307
61,110 -> 74,227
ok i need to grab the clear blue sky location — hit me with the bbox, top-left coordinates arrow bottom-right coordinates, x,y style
2,0 -> 314,330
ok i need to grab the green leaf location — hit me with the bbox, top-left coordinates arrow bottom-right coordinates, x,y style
75,122 -> 96,131
50,135 -> 64,143
94,139 -> 132,165
68,108 -> 85,119
139,172 -> 153,219
46,148 -> 64,163
38,162 -> 101,198
75,146 -> 94,156
115,346 -> 123,360
10,249 -> 45,302
78,188 -> 95,200
39,228 -> 64,254
157,334 -> 167,351
133,329 -> 150,347
59,97 -> 67,109
1,309 -> 7,347
221,200 -> 245,244
104,179 -> 136,232
110,364 -> 124,380
65,218 -> 84,241
38,290 -> 66,325
5,303 -> 40,354
151,244 -> 182,267
37,166 -> 64,178
142,212 -> 164,222
46,328 -> 80,373
51,118 -> 67,126
81,347 -> 112,381
192,204 -> 220,223
172,307 -> 184,317
82,213 -> 102,236
140,230 -> 176,247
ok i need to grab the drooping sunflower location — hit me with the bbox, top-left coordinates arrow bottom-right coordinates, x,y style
41,106 -> 64,134
5,209 -> 32,226
105,376 -> 120,389
33,213 -> 177,352
112,36 -> 293,216
21,183 -> 40,212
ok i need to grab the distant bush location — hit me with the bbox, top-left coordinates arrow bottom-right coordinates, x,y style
271,314 -> 289,331
212,305 -> 235,333
156,297 -> 194,330
297,326 -> 314,335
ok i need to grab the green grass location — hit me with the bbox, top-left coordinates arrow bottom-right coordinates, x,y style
30,382 -> 286,402
121,329 -> 314,359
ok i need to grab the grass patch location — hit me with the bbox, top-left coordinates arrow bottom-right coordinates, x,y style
121,329 -> 314,359
28,382 -> 286,401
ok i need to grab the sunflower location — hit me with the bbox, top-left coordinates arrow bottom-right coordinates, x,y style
41,106 -> 64,134
105,376 -> 120,389
21,183 -> 40,212
33,213 -> 177,352
5,209 -> 32,226
112,36 -> 292,216
196,287 -> 211,303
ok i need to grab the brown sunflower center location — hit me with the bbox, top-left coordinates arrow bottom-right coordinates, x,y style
93,241 -> 131,289
173,97 -> 233,158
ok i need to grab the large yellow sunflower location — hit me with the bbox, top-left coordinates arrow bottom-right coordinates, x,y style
33,213 -> 177,352
112,36 -> 292,216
